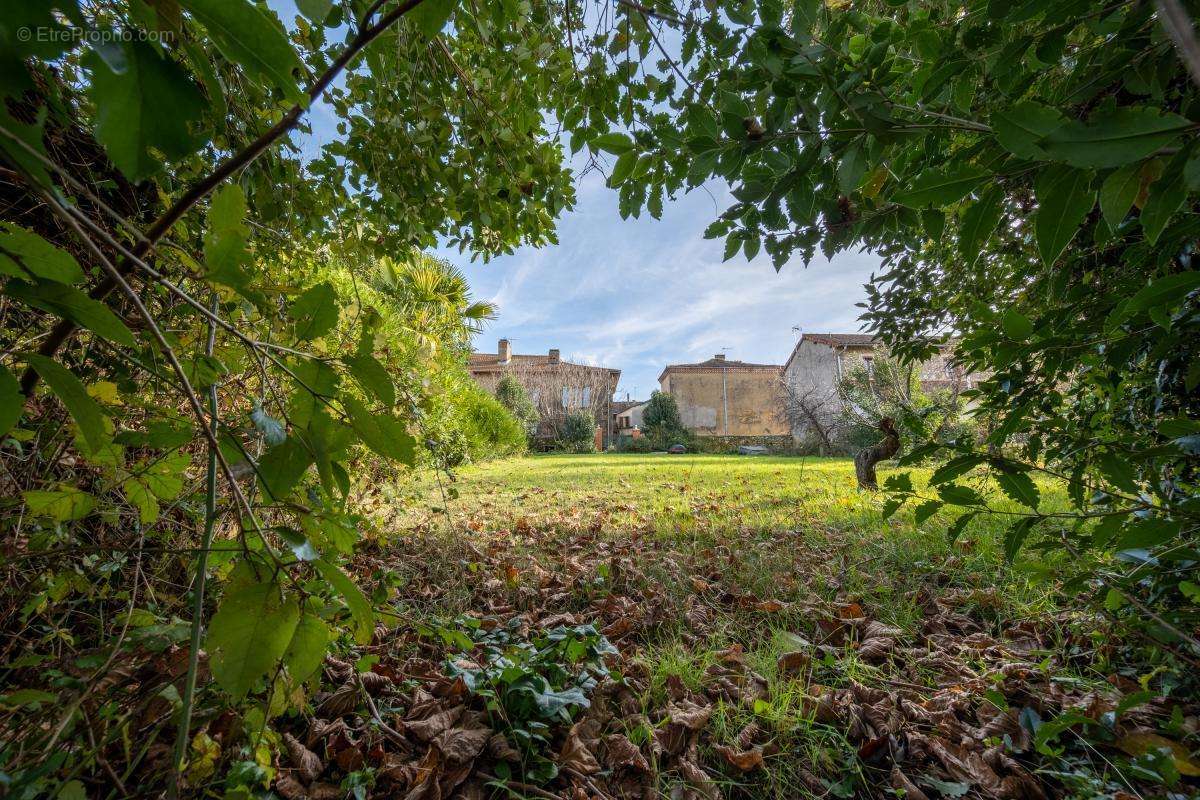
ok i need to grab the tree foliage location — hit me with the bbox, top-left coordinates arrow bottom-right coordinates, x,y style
495,373 -> 539,435
592,0 -> 1199,658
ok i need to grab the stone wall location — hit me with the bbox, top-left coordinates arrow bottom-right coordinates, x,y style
689,434 -> 795,454
662,369 -> 787,437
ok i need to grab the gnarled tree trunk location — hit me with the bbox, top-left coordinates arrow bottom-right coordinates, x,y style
854,417 -> 900,490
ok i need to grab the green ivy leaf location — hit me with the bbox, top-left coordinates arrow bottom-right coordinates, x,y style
314,558 -> 373,645
0,223 -> 85,284
180,0 -> 304,103
26,354 -> 109,452
207,566 -> 301,699
1034,165 -> 1093,266
85,40 -> 207,180
1040,108 -> 1191,169
289,282 -> 340,341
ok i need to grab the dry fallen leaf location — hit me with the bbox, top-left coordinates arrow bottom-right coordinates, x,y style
1117,732 -> 1200,776
714,743 -> 764,771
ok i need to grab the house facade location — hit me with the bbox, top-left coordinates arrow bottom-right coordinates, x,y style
782,332 -> 985,451
469,339 -> 622,444
658,355 -> 788,441
612,399 -> 648,436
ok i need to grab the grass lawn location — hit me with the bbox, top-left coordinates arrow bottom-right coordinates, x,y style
328,453 -> 1118,799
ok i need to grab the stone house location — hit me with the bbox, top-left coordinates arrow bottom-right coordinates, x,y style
781,332 -> 984,451
469,338 -> 622,445
657,355 -> 788,443
612,399 -> 648,436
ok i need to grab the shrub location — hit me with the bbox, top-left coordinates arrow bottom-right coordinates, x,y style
642,390 -> 682,431
495,374 -> 538,436
459,384 -> 528,460
558,410 -> 597,453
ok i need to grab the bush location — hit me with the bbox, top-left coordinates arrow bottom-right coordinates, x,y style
558,410 -> 597,453
459,384 -> 528,460
642,390 -> 682,431
495,374 -> 538,436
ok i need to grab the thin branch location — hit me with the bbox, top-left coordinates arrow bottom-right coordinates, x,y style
16,0 -> 429,396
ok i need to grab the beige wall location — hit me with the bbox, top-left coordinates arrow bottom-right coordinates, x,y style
660,369 -> 786,436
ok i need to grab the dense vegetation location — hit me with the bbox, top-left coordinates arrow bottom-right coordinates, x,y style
1,0 -> 1198,797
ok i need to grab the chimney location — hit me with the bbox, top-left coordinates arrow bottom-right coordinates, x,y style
548,348 -> 560,364
714,353 -> 726,361
498,338 -> 511,364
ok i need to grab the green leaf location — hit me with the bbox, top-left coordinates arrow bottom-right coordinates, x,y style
0,223 -> 84,284
929,453 -> 985,485
881,497 -> 905,519
343,354 -> 395,408
938,483 -> 985,506
180,0 -> 304,102
1126,271 -> 1200,316
4,279 -> 136,347
913,500 -> 943,525
992,102 -> 1064,160
958,187 -> 1003,266
608,150 -> 637,187
591,132 -> 634,155
893,165 -> 988,208
289,282 -> 340,341
0,364 -> 22,437
207,567 -> 301,698
314,558 -> 374,645
23,488 -> 96,521
1034,165 -> 1094,266
284,608 -> 330,681
344,396 -> 416,465
296,0 -> 334,23
26,354 -> 110,452
1001,309 -> 1033,340
1041,108 -> 1191,169
1098,452 -> 1138,494
203,184 -> 256,298
1099,164 -> 1140,229
258,436 -> 314,500
1003,517 -> 1037,561
409,0 -> 457,37
1140,169 -> 1186,245
995,470 -> 1040,509
946,511 -> 976,542
85,41 -> 207,180
1116,517 -> 1181,550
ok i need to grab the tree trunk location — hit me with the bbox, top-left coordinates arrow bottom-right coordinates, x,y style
854,417 -> 900,490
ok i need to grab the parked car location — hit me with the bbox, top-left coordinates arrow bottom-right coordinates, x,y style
667,444 -> 687,454
737,445 -> 769,455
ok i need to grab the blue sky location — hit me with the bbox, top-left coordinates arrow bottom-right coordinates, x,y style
272,1 -> 881,399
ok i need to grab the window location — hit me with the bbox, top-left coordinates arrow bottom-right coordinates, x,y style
531,390 -> 540,405
581,387 -> 591,407
863,356 -> 874,379
561,387 -> 570,407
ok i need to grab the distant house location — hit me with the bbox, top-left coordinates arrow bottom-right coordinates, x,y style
612,400 -> 648,436
657,354 -> 787,439
469,338 -> 622,445
781,332 -> 985,451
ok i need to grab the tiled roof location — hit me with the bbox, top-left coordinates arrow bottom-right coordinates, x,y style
469,352 -> 620,375
611,400 -> 645,414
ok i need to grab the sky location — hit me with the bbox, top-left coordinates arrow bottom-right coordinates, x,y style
271,0 -> 881,399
